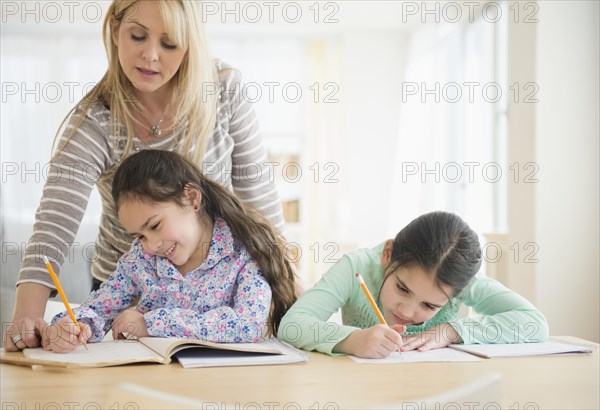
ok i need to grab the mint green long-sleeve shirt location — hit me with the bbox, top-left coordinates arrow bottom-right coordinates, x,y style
277,242 -> 549,355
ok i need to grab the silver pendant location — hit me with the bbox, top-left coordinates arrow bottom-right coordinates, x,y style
150,125 -> 161,138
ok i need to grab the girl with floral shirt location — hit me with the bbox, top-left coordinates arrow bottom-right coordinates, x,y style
46,150 -> 296,353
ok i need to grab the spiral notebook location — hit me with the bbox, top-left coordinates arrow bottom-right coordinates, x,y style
449,337 -> 595,358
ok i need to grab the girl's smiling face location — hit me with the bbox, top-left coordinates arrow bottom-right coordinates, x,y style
112,0 -> 187,96
379,240 -> 453,326
118,198 -> 210,274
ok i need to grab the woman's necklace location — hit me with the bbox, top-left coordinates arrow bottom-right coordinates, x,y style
148,111 -> 167,138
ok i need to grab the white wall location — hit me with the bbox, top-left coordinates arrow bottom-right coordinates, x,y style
338,31 -> 409,246
535,1 -> 599,342
505,1 -> 537,307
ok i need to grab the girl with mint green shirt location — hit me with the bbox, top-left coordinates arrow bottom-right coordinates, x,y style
278,212 -> 549,358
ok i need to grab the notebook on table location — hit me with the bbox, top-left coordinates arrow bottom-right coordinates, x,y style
449,337 -> 595,358
0,337 -> 308,369
348,338 -> 595,363
349,347 -> 483,363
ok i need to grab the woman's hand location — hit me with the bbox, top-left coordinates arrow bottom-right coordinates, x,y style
45,317 -> 91,353
400,323 -> 462,352
335,324 -> 405,358
3,317 -> 49,351
3,283 -> 53,351
111,309 -> 149,340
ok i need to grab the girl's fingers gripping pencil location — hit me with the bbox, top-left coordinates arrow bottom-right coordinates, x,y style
43,256 -> 88,350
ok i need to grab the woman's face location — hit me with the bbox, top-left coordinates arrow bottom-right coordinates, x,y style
112,0 -> 187,97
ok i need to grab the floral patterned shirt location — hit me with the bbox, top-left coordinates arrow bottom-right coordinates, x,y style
51,218 -> 271,343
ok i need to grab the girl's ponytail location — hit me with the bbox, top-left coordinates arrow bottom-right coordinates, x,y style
197,179 -> 297,335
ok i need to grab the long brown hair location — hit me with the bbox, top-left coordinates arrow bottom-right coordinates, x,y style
112,149 -> 297,335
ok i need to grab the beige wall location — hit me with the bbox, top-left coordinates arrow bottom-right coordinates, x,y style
535,1 -> 599,342
505,2 -> 538,307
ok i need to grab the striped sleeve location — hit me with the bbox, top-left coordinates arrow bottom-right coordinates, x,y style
17,105 -> 111,290
223,69 -> 286,233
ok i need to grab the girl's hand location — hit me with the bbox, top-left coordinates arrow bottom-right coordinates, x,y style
111,309 -> 149,340
400,323 -> 461,352
335,324 -> 405,358
45,317 -> 91,353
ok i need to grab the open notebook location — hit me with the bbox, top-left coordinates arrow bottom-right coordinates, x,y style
449,338 -> 595,358
349,347 -> 482,363
0,337 -> 308,369
349,338 -> 595,363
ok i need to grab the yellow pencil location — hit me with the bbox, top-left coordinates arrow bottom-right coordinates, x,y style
355,272 -> 387,325
43,256 -> 88,350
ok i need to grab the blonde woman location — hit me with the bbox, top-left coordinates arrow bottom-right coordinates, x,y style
4,0 -> 286,351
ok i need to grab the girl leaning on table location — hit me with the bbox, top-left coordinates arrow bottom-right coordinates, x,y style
278,211 -> 549,359
4,0 -> 293,351
45,150 -> 296,353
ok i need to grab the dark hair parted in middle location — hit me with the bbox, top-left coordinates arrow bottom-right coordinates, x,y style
384,211 -> 482,300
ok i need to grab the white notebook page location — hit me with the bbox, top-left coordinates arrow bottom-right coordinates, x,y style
349,348 -> 482,363
449,339 -> 595,358
23,340 -> 161,366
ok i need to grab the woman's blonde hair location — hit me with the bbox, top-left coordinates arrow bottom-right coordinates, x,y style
53,0 -> 218,165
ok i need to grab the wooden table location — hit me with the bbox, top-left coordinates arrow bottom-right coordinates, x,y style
1,337 -> 598,409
